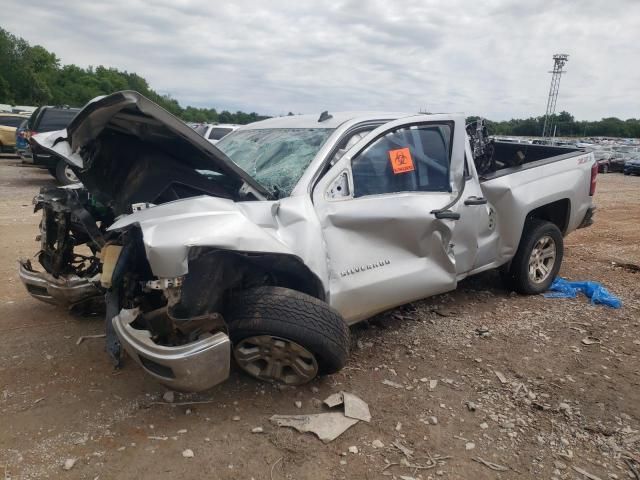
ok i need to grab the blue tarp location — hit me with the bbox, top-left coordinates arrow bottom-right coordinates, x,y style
544,277 -> 622,309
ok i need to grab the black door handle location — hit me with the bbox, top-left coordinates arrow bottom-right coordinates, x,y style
431,210 -> 461,220
464,196 -> 488,206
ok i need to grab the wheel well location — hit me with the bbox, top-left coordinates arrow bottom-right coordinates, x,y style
527,199 -> 570,235
169,249 -> 326,319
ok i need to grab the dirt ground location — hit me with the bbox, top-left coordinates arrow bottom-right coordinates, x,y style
0,158 -> 638,480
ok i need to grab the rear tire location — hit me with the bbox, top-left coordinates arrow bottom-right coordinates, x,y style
55,160 -> 79,185
502,219 -> 563,294
225,287 -> 350,385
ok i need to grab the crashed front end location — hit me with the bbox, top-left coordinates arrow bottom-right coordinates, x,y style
19,189 -> 236,391
17,91 -> 273,391
19,185 -> 107,310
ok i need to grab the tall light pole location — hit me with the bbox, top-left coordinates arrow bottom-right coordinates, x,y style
542,54 -> 569,138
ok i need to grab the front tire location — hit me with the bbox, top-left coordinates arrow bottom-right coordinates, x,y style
225,287 -> 350,385
55,160 -> 79,185
503,219 -> 563,294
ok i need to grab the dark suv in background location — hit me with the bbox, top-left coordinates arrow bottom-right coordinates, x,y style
21,106 -> 80,184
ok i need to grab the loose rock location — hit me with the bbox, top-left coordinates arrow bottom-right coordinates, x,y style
162,391 -> 175,403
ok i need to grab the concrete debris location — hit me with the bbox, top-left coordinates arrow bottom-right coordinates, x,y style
558,402 -> 572,415
479,422 -> 488,429
324,392 -> 343,408
494,370 -> 507,384
582,336 -> 602,346
553,460 -> 567,470
63,458 -> 77,471
466,401 -> 477,412
294,401 -> 302,409
232,416 -> 240,421
372,439 -> 385,448
182,449 -> 194,458
382,379 -> 404,389
429,380 -> 438,391
251,427 -> 263,433
465,442 -> 476,450
348,446 -> 358,454
162,391 -> 175,403
428,416 -> 439,425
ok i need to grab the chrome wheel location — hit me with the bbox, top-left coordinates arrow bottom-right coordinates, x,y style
528,235 -> 556,284
233,335 -> 318,385
64,164 -> 79,183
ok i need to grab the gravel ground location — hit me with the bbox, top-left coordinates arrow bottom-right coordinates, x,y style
0,160 -> 638,480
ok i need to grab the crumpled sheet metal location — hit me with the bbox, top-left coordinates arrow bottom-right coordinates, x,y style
107,194 -> 330,290
270,391 -> 370,442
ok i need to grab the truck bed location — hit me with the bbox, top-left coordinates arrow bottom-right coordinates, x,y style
479,141 -> 584,181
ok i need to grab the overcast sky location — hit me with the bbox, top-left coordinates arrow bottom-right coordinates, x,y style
3,0 -> 639,120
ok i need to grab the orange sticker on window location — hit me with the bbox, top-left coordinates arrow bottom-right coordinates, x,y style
388,147 -> 414,174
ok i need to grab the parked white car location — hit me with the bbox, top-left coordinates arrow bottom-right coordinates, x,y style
192,123 -> 239,144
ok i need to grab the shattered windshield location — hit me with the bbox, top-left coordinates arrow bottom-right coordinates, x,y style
216,128 -> 334,197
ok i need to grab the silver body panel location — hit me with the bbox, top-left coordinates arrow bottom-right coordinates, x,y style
22,93 -> 595,390
19,259 -> 101,305
105,113 -> 594,324
113,308 -> 231,392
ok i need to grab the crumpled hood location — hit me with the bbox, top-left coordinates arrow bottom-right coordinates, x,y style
32,91 -> 269,212
109,195 -> 292,278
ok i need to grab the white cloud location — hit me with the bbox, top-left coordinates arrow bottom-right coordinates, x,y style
3,0 -> 638,120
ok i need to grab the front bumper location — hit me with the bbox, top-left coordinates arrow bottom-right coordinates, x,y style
112,308 -> 231,392
18,259 -> 102,305
624,164 -> 640,175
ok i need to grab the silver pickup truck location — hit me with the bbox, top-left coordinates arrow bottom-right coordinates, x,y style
19,91 -> 597,391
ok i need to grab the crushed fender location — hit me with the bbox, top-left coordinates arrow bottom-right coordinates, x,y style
544,277 -> 622,309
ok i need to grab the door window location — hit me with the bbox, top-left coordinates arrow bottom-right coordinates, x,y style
351,124 -> 452,198
208,127 -> 233,140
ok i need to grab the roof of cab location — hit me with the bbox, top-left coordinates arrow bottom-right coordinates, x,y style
240,111 -> 417,130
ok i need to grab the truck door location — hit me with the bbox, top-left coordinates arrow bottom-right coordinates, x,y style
312,115 -> 473,323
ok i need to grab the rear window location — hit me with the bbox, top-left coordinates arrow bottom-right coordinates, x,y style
0,116 -> 26,128
37,109 -> 79,132
208,127 -> 233,140
193,125 -> 208,136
